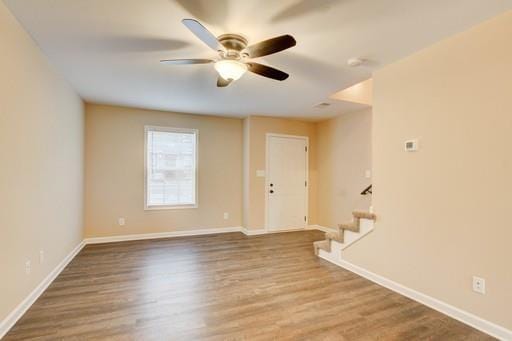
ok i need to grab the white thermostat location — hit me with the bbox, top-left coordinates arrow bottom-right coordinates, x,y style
405,139 -> 418,152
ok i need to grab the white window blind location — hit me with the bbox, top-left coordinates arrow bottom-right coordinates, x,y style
145,127 -> 197,209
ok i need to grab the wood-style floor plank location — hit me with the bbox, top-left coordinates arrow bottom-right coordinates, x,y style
5,231 -> 493,340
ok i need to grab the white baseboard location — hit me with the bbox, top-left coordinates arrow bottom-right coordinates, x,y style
85,225 -> 330,242
241,227 -> 267,236
307,224 -> 336,233
318,254 -> 512,340
84,226 -> 243,244
86,225 -> 327,242
243,226 -> 327,236
0,240 -> 86,339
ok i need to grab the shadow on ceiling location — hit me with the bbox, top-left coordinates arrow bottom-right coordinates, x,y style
97,36 -> 190,53
271,0 -> 343,23
174,0 -> 228,28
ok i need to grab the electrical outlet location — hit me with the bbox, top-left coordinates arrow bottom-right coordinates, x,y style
39,250 -> 44,264
118,217 -> 125,226
365,170 -> 372,179
472,276 -> 486,294
405,139 -> 419,152
223,212 -> 229,220
25,260 -> 31,275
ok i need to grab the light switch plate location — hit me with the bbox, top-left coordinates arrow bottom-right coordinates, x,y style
256,170 -> 265,177
25,260 -> 31,275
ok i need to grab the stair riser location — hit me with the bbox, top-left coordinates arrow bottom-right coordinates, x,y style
352,211 -> 377,220
314,210 -> 376,259
338,218 -> 361,233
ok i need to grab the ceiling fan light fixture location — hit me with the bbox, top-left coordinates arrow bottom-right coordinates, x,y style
214,59 -> 247,81
162,19 -> 296,87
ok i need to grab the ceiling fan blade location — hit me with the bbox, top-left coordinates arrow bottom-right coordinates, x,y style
160,58 -> 214,65
182,19 -> 225,52
217,77 -> 232,87
247,63 -> 289,81
245,35 -> 296,58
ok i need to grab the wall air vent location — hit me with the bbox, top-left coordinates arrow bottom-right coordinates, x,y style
314,102 -> 331,108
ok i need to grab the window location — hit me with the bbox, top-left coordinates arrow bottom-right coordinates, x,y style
145,126 -> 198,209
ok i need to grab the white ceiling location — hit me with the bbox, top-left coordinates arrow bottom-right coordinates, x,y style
4,0 -> 512,120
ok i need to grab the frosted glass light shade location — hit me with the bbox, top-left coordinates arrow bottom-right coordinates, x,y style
214,60 -> 248,81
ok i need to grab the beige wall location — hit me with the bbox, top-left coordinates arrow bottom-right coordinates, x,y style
85,109 -> 317,235
244,116 -> 317,229
317,109 -> 372,227
330,79 -> 373,106
347,11 -> 512,329
0,2 -> 84,324
84,104 -> 242,237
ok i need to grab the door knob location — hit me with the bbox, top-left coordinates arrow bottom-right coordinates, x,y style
270,190 -> 274,194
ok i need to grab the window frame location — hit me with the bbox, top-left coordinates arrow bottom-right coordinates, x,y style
144,125 -> 199,210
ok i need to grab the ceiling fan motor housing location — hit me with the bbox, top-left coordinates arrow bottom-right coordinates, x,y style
217,34 -> 248,59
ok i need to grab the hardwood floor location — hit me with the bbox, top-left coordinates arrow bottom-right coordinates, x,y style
5,231 -> 492,340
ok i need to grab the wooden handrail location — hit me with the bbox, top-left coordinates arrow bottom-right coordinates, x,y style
360,184 -> 372,195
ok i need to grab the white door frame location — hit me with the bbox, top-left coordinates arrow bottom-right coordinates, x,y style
265,133 -> 309,232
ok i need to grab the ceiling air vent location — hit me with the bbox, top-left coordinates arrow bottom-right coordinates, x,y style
314,102 -> 331,109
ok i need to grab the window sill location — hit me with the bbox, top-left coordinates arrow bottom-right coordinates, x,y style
144,204 -> 198,211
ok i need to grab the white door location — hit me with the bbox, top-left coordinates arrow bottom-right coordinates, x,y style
266,135 -> 308,231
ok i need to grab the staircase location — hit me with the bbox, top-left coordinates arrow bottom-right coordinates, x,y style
313,210 -> 376,261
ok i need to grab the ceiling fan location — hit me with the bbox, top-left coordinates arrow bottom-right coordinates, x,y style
160,19 -> 296,87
